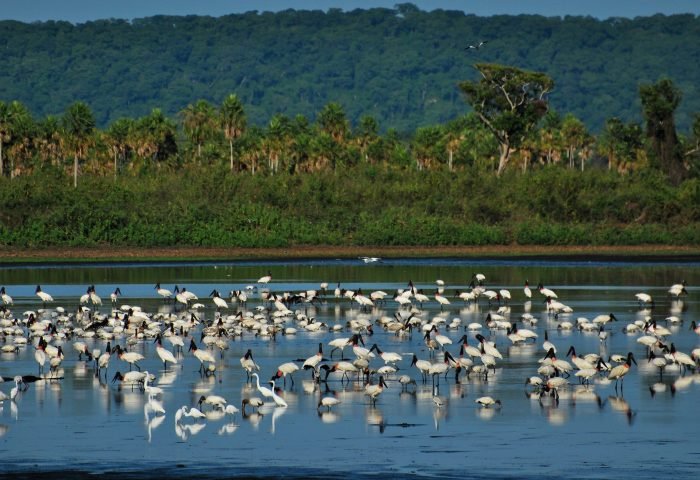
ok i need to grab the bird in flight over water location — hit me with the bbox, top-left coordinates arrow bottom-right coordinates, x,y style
359,257 -> 382,264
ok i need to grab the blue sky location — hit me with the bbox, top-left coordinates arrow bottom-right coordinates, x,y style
1,1 -> 699,23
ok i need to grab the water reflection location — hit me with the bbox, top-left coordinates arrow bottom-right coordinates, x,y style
218,422 -> 238,435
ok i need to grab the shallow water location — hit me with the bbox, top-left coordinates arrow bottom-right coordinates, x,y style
0,258 -> 699,479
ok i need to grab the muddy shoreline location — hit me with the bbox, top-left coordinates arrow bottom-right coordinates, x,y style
1,244 -> 699,263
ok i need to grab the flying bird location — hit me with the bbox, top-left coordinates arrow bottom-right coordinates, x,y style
465,40 -> 487,51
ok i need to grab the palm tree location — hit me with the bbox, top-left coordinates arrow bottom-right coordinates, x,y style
62,101 -> 95,188
5,101 -> 35,178
132,109 -> 178,170
106,118 -> 133,180
265,114 -> 293,174
180,99 -> 216,161
412,125 -> 444,170
560,114 -> 590,171
537,111 -> 563,166
317,103 -> 349,144
355,116 -> 379,163
0,101 -> 9,177
220,94 -> 247,172
597,118 -> 643,174
443,129 -> 464,172
35,115 -> 63,167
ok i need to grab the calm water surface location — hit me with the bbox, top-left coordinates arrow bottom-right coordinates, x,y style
0,258 -> 699,479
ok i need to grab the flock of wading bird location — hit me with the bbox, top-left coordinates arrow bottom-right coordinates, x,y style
0,273 -> 696,434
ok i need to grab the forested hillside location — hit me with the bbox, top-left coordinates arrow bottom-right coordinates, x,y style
1,4 -> 699,132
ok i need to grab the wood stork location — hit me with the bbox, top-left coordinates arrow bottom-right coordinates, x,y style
34,339 -> 47,375
89,286 -> 102,306
111,370 -> 148,391
272,362 -> 300,387
198,394 -> 227,410
0,287 -> 13,305
634,292 -> 654,307
155,283 -> 172,301
369,343 -> 402,365
364,375 -> 388,406
154,334 -> 178,371
240,349 -> 260,381
608,352 -> 637,392
475,396 -> 501,408
257,271 -> 272,284
110,287 -> 122,304
209,290 -> 228,310
434,290 -> 451,311
188,339 -> 215,373
113,344 -> 144,371
668,281 -> 688,298
318,396 -> 341,411
241,397 -> 264,414
326,361 -> 360,383
35,285 -> 54,305
537,283 -> 558,298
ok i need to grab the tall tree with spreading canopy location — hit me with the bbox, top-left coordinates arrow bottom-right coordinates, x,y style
459,63 -> 553,176
62,101 -> 95,188
220,94 -> 247,172
639,78 -> 686,185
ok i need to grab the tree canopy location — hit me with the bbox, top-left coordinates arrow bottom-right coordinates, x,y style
459,64 -> 553,175
1,8 -> 699,132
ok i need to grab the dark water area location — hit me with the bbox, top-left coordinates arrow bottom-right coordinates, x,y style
0,258 -> 698,479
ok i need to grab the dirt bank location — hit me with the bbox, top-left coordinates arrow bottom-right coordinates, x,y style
1,245 -> 699,263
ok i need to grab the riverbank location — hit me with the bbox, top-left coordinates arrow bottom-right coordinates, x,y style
1,245 -> 700,263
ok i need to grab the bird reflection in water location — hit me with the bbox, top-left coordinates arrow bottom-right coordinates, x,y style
218,422 -> 238,435
606,395 -> 636,425
146,412 -> 165,443
270,405 -> 286,434
649,382 -> 675,398
175,422 -> 206,440
366,406 -> 385,433
318,409 -> 340,424
433,399 -> 447,430
476,406 -> 498,421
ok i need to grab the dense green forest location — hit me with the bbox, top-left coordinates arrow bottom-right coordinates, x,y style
0,67 -> 699,248
1,4 -> 699,132
1,5 -> 700,249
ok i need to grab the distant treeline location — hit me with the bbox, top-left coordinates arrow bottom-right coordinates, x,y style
1,4 -> 699,132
